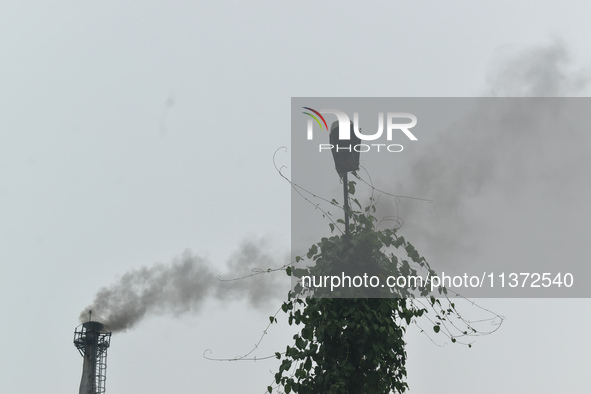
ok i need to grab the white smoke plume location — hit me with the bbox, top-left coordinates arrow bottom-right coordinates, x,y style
79,239 -> 289,332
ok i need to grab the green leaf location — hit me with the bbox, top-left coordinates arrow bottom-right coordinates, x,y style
292,268 -> 309,278
348,180 -> 356,194
353,198 -> 362,209
302,326 -> 313,340
433,325 -> 440,333
306,244 -> 318,259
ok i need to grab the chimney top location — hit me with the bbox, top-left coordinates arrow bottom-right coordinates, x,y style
82,321 -> 106,332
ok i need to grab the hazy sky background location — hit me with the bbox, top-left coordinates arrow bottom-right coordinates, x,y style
1,1 -> 590,393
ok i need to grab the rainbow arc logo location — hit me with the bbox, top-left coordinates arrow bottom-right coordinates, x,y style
302,107 -> 328,132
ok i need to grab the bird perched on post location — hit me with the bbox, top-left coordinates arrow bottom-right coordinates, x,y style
329,120 -> 361,178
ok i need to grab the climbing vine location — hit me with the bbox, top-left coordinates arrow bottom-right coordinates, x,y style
206,156 -> 503,393
268,179 -> 502,394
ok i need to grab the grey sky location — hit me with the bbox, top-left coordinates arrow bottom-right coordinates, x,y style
1,1 -> 590,393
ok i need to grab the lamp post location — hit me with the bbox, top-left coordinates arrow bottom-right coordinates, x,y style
329,120 -> 360,238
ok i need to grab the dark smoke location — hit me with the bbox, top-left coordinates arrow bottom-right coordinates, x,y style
384,40 -> 588,264
79,239 -> 289,332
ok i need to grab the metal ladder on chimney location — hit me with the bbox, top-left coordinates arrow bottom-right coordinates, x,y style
94,338 -> 109,394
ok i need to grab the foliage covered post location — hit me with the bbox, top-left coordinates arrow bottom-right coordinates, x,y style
270,179 -> 439,394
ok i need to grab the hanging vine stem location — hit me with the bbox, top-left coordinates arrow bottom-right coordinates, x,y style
273,147 -> 345,236
409,296 -> 502,347
357,164 -> 434,203
216,265 -> 291,282
203,306 -> 286,362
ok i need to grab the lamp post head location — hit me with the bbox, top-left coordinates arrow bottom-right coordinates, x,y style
329,120 -> 360,178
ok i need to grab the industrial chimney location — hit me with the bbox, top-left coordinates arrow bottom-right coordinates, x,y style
74,314 -> 112,394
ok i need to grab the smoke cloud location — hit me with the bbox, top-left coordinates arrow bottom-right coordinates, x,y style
384,40 -> 589,264
486,39 -> 588,97
79,239 -> 289,332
